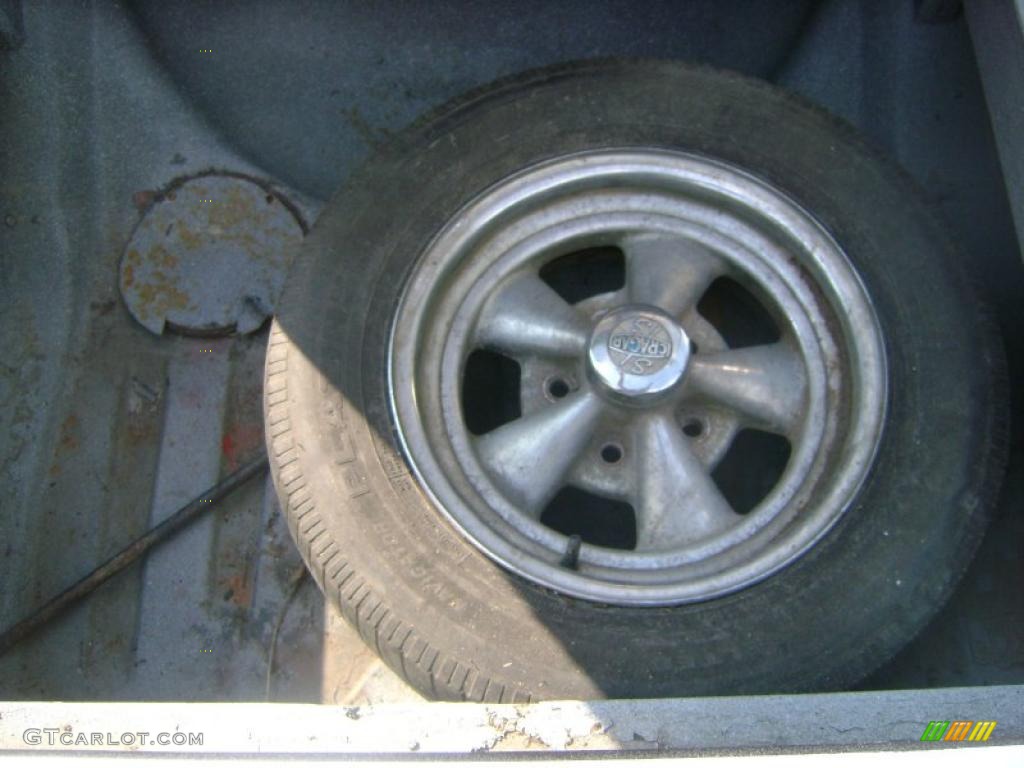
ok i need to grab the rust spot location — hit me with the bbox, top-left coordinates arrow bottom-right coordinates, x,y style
132,190 -> 156,212
208,186 -> 255,230
176,223 -> 203,251
160,250 -> 178,268
123,264 -> 135,288
222,572 -> 252,609
221,424 -> 263,471
132,247 -> 191,321
56,414 -> 79,456
125,421 -> 156,446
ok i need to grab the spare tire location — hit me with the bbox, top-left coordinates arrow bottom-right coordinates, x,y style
264,60 -> 1006,701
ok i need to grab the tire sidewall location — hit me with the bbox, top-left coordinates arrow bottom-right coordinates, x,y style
272,60 -> 1004,699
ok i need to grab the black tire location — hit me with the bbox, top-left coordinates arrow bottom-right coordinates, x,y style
264,60 -> 1006,701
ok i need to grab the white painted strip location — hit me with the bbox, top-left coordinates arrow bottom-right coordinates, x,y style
0,685 -> 1020,754
0,745 -> 1022,768
123,339 -> 232,699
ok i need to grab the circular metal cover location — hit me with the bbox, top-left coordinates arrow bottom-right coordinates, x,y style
587,305 -> 689,403
119,173 -> 305,335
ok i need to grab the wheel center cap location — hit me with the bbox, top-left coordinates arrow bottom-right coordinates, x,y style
587,306 -> 690,404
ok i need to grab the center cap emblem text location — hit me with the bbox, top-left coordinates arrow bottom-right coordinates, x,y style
608,316 -> 673,376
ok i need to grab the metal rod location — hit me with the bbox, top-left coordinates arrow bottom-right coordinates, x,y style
0,454 -> 269,657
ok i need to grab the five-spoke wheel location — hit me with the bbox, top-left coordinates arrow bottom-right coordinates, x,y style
390,149 -> 886,605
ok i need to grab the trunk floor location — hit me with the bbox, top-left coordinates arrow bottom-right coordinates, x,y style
1,0 -> 1021,702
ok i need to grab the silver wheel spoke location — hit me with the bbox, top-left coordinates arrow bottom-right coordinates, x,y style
475,272 -> 590,358
475,391 -> 604,515
633,414 -> 741,550
687,342 -> 806,435
623,233 -> 724,316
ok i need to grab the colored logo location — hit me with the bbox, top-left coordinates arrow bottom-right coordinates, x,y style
608,316 -> 673,376
920,720 -> 997,742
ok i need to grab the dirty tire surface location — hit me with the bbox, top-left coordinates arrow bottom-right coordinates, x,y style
264,60 -> 1007,701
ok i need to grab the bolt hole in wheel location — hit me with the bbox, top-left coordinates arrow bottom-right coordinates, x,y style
547,377 -> 571,399
391,149 -> 886,605
682,419 -> 704,438
600,443 -> 623,463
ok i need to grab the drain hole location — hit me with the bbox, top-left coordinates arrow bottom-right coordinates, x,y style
539,246 -> 625,304
711,429 -> 791,514
462,349 -> 521,436
541,486 -> 636,551
600,443 -> 623,463
697,277 -> 781,348
682,419 -> 704,438
547,377 -> 571,399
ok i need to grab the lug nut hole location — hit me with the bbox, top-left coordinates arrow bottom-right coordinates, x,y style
683,418 -> 705,438
600,443 -> 624,463
547,377 -> 571,399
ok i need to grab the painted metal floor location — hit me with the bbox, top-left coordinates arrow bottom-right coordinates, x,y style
0,0 -> 1022,704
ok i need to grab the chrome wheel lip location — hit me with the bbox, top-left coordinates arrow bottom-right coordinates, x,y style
387,148 -> 887,606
